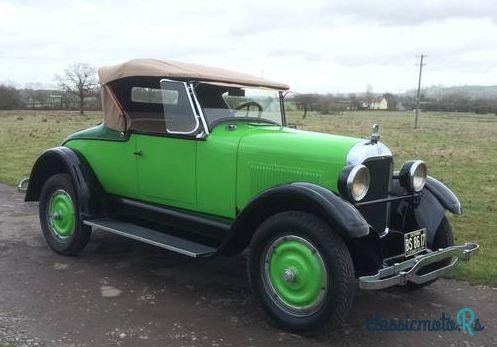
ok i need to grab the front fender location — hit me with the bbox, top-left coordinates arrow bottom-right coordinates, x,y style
425,176 -> 462,215
391,175 -> 461,246
25,146 -> 104,218
220,182 -> 369,255
241,182 -> 369,238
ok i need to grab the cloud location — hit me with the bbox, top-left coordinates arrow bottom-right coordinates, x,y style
0,0 -> 496,92
325,0 -> 497,26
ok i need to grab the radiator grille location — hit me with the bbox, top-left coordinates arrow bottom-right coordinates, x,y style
357,157 -> 393,233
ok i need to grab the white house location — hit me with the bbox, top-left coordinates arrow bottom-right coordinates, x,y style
369,96 -> 388,110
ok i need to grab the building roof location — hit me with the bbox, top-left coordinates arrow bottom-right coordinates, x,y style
98,58 -> 289,90
370,96 -> 387,103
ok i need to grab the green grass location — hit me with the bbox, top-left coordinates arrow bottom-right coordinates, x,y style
0,110 -> 101,185
1,109 -> 496,285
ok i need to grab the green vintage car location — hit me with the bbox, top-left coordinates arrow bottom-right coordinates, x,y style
25,59 -> 478,332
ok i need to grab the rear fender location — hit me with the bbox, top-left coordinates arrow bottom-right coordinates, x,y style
25,146 -> 104,218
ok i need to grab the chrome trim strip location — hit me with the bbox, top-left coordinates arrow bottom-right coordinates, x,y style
359,242 -> 479,290
385,156 -> 394,231
160,79 -> 200,135
189,83 -> 210,135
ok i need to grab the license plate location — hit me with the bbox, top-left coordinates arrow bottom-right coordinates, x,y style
404,228 -> 427,256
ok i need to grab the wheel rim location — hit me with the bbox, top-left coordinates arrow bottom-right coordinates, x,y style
48,189 -> 75,238
262,235 -> 328,316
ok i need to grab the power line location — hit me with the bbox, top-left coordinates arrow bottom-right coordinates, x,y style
414,54 -> 426,129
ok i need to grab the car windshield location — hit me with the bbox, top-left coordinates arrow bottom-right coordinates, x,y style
194,83 -> 283,127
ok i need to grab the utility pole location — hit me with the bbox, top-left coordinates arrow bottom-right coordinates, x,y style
414,54 -> 426,129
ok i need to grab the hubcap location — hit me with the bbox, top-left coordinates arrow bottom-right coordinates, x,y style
262,235 -> 328,316
282,268 -> 296,283
48,190 -> 75,238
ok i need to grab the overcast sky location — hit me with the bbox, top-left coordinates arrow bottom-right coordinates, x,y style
1,0 -> 496,93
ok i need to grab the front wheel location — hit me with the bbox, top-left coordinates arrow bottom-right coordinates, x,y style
39,173 -> 91,256
247,211 -> 355,333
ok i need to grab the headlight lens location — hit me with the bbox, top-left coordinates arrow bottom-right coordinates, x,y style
399,160 -> 427,192
339,164 -> 370,201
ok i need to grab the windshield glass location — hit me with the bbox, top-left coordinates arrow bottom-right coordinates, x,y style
194,83 -> 283,127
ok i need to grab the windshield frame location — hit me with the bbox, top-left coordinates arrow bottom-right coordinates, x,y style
192,82 -> 287,132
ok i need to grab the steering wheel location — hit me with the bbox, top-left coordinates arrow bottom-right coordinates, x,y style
235,101 -> 263,117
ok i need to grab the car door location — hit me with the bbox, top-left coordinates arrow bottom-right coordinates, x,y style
134,80 -> 200,210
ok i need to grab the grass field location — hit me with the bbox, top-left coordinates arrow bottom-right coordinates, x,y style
1,109 -> 496,285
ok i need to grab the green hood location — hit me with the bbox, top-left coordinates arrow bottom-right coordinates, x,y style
235,124 -> 362,207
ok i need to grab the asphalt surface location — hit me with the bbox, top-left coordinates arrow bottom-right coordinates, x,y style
0,183 -> 495,347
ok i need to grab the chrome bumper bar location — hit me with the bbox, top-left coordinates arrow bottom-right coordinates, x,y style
359,242 -> 479,290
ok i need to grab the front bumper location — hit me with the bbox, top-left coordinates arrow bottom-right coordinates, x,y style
359,242 -> 479,290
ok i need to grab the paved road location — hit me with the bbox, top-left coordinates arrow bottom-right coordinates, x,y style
0,184 -> 495,346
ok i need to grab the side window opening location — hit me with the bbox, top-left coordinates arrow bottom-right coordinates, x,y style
131,87 -> 178,105
160,80 -> 199,134
109,77 -> 200,136
127,86 -> 166,134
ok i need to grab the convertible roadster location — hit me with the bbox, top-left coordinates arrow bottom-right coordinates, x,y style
24,59 -> 478,332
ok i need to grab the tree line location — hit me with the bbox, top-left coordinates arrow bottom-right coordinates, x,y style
289,92 -> 497,117
0,63 -> 99,114
1,62 -> 496,116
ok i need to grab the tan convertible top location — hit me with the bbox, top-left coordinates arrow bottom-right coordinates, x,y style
98,58 -> 289,89
99,59 -> 289,131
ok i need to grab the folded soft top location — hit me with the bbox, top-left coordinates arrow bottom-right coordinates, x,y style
98,58 -> 289,90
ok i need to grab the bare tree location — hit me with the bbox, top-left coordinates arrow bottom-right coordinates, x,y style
293,93 -> 318,119
56,63 -> 97,114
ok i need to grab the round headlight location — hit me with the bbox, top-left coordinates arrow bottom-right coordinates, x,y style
339,164 -> 370,201
399,160 -> 427,192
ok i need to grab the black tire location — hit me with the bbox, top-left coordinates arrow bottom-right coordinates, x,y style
404,217 -> 454,289
247,211 -> 355,333
39,173 -> 91,256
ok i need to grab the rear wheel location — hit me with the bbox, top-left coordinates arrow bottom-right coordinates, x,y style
39,174 -> 91,255
248,211 -> 355,332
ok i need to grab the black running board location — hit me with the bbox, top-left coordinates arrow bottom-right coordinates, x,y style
83,218 -> 217,258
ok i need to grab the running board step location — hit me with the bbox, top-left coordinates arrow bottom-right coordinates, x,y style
83,218 -> 217,258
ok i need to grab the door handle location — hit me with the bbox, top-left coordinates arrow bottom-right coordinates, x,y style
133,150 -> 143,156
